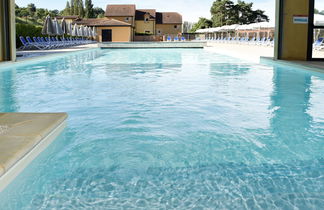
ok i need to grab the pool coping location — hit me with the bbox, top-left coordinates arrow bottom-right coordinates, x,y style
0,113 -> 67,192
260,57 -> 324,73
0,47 -> 99,71
99,41 -> 207,49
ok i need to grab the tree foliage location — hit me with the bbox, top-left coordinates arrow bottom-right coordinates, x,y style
315,8 -> 324,15
62,0 -> 99,18
191,0 -> 269,32
85,0 -> 94,18
15,4 -> 59,24
211,0 -> 269,27
93,7 -> 105,18
16,0 -> 105,22
191,18 -> 213,32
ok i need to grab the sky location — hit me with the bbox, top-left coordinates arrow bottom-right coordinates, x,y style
14,0 -> 324,23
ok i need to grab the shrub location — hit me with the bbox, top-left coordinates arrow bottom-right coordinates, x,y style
135,32 -> 153,36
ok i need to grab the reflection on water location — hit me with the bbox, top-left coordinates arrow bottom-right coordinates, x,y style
209,63 -> 251,76
0,70 -> 18,112
271,66 -> 312,138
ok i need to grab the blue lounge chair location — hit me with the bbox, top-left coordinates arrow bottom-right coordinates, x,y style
19,36 -> 34,50
167,36 -> 172,42
174,36 -> 179,41
313,38 -> 324,50
25,36 -> 47,50
33,37 -> 51,49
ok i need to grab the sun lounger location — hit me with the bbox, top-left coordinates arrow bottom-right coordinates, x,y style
24,36 -> 47,50
313,38 -> 324,50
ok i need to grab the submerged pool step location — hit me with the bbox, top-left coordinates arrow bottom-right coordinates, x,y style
0,113 -> 68,192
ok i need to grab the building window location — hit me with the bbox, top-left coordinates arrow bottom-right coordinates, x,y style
125,17 -> 129,21
174,25 -> 178,29
145,18 -> 149,22
157,30 -> 161,34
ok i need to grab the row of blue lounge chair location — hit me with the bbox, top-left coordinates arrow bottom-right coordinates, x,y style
19,36 -> 95,50
166,36 -> 186,42
202,37 -> 275,46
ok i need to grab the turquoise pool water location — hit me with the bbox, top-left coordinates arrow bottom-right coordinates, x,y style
0,49 -> 323,209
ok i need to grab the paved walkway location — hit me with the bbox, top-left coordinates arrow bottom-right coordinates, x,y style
206,42 -> 324,63
16,44 -> 98,61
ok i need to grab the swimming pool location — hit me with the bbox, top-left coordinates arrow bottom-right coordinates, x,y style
0,49 -> 323,209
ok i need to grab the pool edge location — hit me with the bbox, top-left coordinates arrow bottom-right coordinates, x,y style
260,56 -> 324,73
0,120 -> 67,192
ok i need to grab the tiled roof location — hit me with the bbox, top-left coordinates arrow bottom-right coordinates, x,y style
56,15 -> 79,20
105,4 -> 136,17
135,9 -> 156,20
73,18 -> 131,27
157,12 -> 182,24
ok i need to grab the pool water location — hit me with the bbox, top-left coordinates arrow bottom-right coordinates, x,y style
0,49 -> 323,209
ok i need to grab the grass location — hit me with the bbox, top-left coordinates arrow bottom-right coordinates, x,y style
16,17 -> 43,26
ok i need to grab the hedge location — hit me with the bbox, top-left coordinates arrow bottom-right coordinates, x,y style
16,23 -> 42,48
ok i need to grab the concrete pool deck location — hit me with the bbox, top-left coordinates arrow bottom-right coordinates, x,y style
206,42 -> 324,72
0,113 -> 67,192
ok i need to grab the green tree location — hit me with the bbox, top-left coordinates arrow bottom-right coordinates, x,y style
315,9 -> 324,15
210,0 -> 236,27
49,9 -> 59,17
93,7 -> 105,18
63,1 -> 71,15
74,0 -> 79,16
79,0 -> 85,17
191,17 -> 213,32
19,8 -> 30,23
70,0 -> 75,15
35,8 -> 46,20
27,3 -> 36,18
210,0 -> 269,27
85,0 -> 94,18
15,5 -> 21,16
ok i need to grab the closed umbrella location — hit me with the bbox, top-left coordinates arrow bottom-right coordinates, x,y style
88,27 -> 93,37
88,27 -> 93,38
53,18 -> 64,36
92,27 -> 97,37
84,26 -> 89,37
67,22 -> 72,36
79,25 -> 85,37
42,15 -> 55,36
72,24 -> 79,37
61,18 -> 68,36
